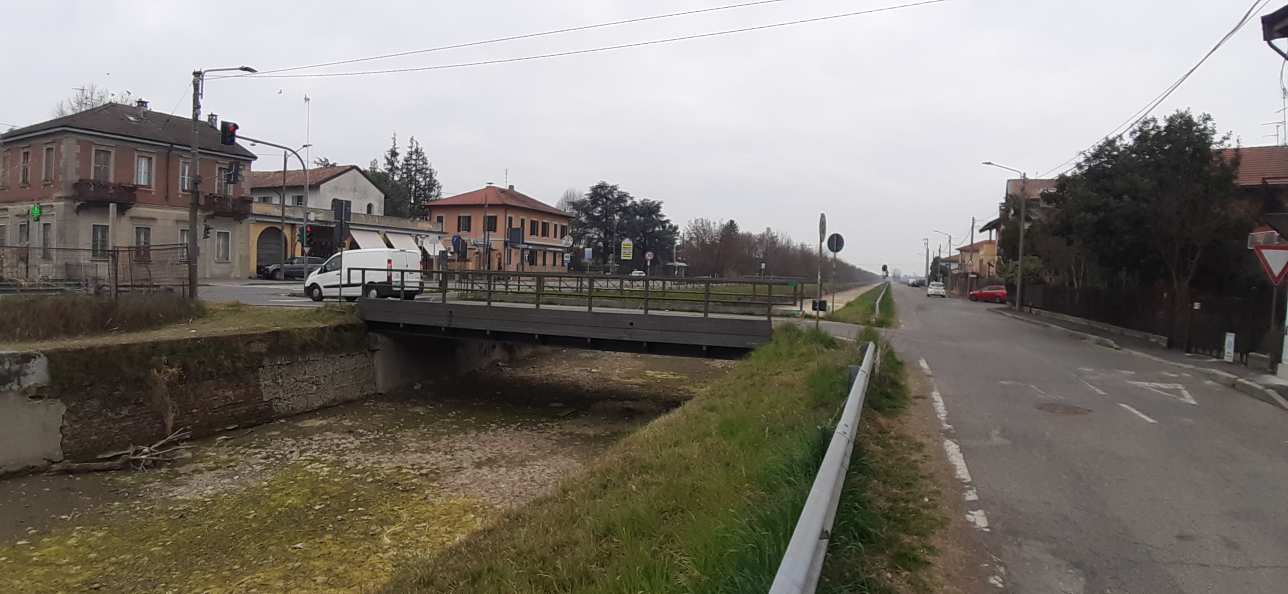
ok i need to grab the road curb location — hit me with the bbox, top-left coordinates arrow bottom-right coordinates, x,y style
991,308 -> 1288,412
990,309 -> 1121,350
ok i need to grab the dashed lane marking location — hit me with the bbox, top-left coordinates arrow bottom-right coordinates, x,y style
1080,378 -> 1108,397
1117,402 -> 1158,424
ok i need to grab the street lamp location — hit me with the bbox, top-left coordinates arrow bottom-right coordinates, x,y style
931,229 -> 952,285
982,161 -> 1028,311
251,140 -> 310,271
188,65 -> 257,300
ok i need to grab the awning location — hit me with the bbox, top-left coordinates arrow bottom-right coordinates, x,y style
349,229 -> 387,248
384,232 -> 419,251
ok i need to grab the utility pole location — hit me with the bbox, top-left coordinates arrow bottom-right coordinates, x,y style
281,151 -> 288,271
923,238 -> 929,281
969,216 -> 976,292
188,71 -> 202,300
1016,173 -> 1028,311
816,212 -> 825,331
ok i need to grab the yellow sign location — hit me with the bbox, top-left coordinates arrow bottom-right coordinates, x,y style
620,239 -> 634,261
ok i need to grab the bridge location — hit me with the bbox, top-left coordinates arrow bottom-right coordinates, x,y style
353,269 -> 806,358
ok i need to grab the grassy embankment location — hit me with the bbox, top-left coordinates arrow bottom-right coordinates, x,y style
2,297 -> 354,350
384,320 -> 943,593
830,283 -> 896,327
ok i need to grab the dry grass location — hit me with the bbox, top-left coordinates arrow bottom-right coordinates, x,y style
830,283 -> 896,327
3,301 -> 355,351
0,293 -> 206,343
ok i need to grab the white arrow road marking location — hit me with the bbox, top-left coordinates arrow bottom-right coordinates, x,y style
1128,381 -> 1198,405
1118,402 -> 1159,424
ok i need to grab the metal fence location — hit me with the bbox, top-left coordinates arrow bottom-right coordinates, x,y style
341,267 -> 803,319
0,244 -> 189,297
770,340 -> 878,594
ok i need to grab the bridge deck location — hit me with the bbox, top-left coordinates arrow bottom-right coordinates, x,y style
357,298 -> 773,358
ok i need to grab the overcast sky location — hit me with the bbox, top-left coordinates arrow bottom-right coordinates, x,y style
2,0 -> 1282,274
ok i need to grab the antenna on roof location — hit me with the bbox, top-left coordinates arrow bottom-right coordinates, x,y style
504,168 -> 509,188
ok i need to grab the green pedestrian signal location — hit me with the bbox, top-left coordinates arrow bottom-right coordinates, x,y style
29,204 -> 42,222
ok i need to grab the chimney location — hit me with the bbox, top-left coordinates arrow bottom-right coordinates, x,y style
507,184 -> 514,191
207,113 -> 218,128
135,99 -> 149,110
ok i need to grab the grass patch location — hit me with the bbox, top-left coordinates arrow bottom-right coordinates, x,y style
382,325 -> 862,593
829,283 -> 895,327
819,327 -> 946,594
5,301 -> 355,351
0,293 -> 206,342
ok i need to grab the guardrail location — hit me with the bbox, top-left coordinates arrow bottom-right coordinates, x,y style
873,282 -> 889,320
769,340 -> 878,594
340,268 -> 802,319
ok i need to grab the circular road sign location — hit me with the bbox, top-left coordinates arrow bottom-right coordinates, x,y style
645,251 -> 654,261
826,233 -> 844,254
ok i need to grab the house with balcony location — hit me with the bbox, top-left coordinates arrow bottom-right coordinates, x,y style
0,101 -> 257,280
427,184 -> 571,271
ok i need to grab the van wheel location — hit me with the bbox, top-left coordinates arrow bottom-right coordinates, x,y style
401,293 -> 417,301
363,284 -> 381,299
308,284 -> 324,302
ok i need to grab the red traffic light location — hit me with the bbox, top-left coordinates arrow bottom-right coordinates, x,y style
219,121 -> 239,145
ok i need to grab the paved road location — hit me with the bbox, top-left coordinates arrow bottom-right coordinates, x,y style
200,280 -> 319,307
885,283 -> 1288,594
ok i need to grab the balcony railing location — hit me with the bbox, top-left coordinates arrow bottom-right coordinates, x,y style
201,194 -> 253,219
72,179 -> 138,210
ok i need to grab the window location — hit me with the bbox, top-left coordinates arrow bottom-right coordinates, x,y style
19,150 -> 30,185
92,149 -> 112,182
216,230 -> 231,262
292,194 -> 305,206
42,147 -> 54,182
541,221 -> 550,237
529,220 -> 538,237
0,225 -> 6,246
215,166 -> 230,196
526,250 -> 536,265
134,226 -> 151,260
0,151 -> 8,188
257,196 -> 273,204
320,255 -> 340,273
485,215 -> 497,233
135,154 -> 153,188
92,225 -> 110,258
541,251 -> 547,266
435,215 -> 444,227
457,215 -> 472,232
179,160 -> 192,192
18,222 -> 29,245
40,223 -> 51,259
178,228 -> 189,261
365,203 -> 374,215
507,216 -> 513,229
560,224 -> 568,239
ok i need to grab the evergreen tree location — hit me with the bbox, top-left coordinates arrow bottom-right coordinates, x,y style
402,136 -> 441,219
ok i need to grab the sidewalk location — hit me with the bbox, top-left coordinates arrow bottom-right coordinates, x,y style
992,307 -> 1288,411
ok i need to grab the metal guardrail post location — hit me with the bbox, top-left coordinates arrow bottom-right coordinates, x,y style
874,282 -> 888,321
440,271 -> 448,303
769,341 -> 877,594
703,280 -> 717,315
644,277 -> 651,314
587,276 -> 594,312
536,275 -> 544,309
486,273 -> 494,306
767,283 -> 774,320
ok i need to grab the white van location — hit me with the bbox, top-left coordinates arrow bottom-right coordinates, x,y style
305,248 -> 423,301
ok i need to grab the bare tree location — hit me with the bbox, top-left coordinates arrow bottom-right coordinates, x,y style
54,84 -> 127,117
314,157 -> 338,168
556,188 -> 580,212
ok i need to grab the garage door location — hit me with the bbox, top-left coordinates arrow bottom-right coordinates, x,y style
257,227 -> 284,270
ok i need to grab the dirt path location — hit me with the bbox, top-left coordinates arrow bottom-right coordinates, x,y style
0,348 -> 733,593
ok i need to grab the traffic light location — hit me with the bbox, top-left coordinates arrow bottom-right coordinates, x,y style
202,225 -> 212,239
219,121 -> 239,145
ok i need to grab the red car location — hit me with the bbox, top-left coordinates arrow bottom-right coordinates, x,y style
969,285 -> 1008,303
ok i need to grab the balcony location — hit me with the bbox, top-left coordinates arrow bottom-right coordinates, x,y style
200,194 -> 253,220
72,179 -> 137,212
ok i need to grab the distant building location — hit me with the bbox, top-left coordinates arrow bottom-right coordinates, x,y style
0,102 -> 257,279
428,185 -> 571,271
246,165 -> 441,274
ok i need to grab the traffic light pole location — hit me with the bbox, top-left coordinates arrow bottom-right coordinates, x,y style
239,134 -> 308,272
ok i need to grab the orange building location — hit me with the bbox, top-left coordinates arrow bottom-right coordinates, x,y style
428,185 -> 571,271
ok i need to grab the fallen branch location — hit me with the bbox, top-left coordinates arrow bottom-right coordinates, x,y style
47,427 -> 193,475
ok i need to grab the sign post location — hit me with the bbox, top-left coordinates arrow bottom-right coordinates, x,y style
620,239 -> 634,264
826,233 -> 844,319
645,250 -> 654,275
817,214 -> 826,330
1253,245 -> 1288,376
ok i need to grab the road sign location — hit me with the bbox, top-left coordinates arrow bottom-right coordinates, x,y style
621,238 -> 634,261
1254,244 -> 1288,285
645,250 -> 654,262
826,233 -> 844,253
818,213 -> 827,241
583,247 -> 593,262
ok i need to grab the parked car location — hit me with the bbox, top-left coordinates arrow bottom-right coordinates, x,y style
305,248 -> 423,301
260,256 -> 325,281
629,270 -> 646,277
969,285 -> 1008,303
926,281 -> 947,298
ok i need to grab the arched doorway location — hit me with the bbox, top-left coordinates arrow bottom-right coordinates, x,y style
257,227 -> 285,276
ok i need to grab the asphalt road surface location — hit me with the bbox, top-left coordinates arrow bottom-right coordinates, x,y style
886,283 -> 1288,594
200,280 -> 318,307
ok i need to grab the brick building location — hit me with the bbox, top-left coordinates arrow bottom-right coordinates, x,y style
0,102 -> 257,279
428,185 -> 571,271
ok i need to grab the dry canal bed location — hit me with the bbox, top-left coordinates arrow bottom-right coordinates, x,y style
0,348 -> 732,593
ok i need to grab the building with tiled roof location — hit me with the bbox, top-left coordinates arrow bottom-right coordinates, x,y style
428,184 -> 571,272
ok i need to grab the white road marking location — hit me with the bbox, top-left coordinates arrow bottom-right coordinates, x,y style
966,509 -> 991,531
930,389 -> 953,430
999,380 -> 1060,399
918,358 -> 932,374
1080,378 -> 1108,396
1128,381 -> 1198,406
1117,402 -> 1158,424
923,363 -> 991,534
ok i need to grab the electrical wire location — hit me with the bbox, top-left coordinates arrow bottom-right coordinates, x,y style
1039,0 -> 1272,178
221,0 -> 787,79
214,0 -> 948,80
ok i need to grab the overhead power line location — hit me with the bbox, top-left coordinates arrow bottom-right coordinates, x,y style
216,0 -> 948,80
1039,0 -> 1271,178
226,0 -> 787,78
